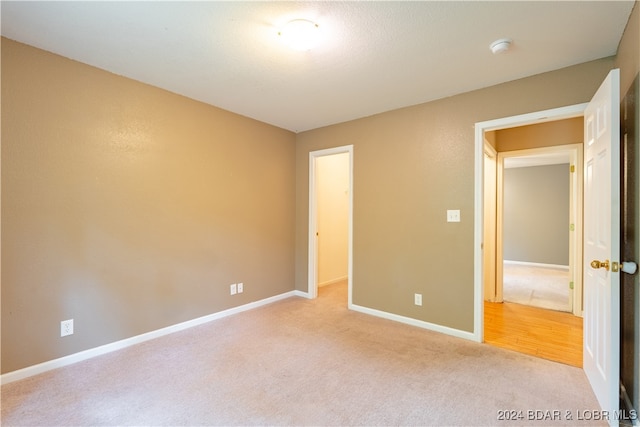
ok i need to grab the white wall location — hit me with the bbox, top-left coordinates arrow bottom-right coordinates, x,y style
317,153 -> 349,285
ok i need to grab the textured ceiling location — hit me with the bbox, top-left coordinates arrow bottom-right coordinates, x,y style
1,1 -> 635,132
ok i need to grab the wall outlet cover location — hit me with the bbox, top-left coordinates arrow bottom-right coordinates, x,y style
447,210 -> 461,222
61,319 -> 74,337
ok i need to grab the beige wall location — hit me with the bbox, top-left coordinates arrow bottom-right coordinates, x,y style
616,2 -> 640,96
295,58 -> 614,333
1,39 -> 296,373
495,118 -> 583,153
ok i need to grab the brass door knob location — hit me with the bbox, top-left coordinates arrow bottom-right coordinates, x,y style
590,259 -> 610,271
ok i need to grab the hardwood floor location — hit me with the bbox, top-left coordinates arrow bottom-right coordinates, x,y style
484,301 -> 583,367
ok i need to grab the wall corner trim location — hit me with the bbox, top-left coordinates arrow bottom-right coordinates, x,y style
1,291 -> 299,385
349,304 -> 477,342
292,290 -> 311,299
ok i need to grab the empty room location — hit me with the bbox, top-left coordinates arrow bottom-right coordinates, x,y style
2,2 -> 639,426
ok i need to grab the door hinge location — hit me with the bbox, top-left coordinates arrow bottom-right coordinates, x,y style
570,223 -> 575,231
570,165 -> 575,173
569,281 -> 574,290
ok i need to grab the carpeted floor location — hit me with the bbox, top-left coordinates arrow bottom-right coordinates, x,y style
1,281 -> 604,426
503,262 -> 571,312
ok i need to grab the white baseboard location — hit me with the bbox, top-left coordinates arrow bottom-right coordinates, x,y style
319,276 -> 348,287
504,260 -> 569,270
293,290 -> 311,299
349,303 -> 477,342
1,291 -> 297,385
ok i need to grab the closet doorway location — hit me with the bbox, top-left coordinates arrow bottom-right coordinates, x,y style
308,146 -> 353,306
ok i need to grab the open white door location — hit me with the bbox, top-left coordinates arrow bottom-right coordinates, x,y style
583,69 -> 620,425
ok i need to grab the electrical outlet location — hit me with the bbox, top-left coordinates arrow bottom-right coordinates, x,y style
414,293 -> 422,306
61,319 -> 74,337
237,283 -> 244,293
230,283 -> 237,295
447,210 -> 461,222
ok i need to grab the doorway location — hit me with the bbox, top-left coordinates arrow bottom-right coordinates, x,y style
482,133 -> 584,366
473,103 -> 588,343
476,70 -> 628,419
496,144 -> 583,315
308,145 -> 353,306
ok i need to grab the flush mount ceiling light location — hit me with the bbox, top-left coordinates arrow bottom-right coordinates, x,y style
490,38 -> 512,54
278,19 -> 320,51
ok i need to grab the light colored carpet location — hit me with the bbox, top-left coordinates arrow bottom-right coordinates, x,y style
2,282 -> 603,426
503,262 -> 571,312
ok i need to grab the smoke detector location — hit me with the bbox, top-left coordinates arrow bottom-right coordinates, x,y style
490,38 -> 512,54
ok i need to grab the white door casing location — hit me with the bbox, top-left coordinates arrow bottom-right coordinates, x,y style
583,69 -> 620,425
483,143 -> 497,302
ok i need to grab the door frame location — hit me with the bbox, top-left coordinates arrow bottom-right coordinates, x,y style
483,142 -> 498,303
493,144 -> 583,316
474,103 -> 587,341
308,145 -> 354,306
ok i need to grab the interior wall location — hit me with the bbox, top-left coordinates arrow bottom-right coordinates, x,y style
484,131 -> 497,150
495,118 -> 583,152
1,38 -> 296,374
616,2 -> 640,97
503,164 -> 570,265
295,57 -> 614,333
4,2 -> 638,375
317,153 -> 349,285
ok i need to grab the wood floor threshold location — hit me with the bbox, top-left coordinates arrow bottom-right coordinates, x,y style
484,301 -> 583,368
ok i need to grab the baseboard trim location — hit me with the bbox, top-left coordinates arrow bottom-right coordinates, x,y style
620,383 -> 640,426
293,290 -> 311,299
319,276 -> 348,287
349,303 -> 477,342
504,260 -> 570,270
1,290 -> 297,385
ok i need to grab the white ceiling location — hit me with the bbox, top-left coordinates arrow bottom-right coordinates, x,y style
1,1 -> 635,133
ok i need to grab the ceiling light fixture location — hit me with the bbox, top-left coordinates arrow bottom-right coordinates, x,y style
278,19 -> 320,51
490,38 -> 512,54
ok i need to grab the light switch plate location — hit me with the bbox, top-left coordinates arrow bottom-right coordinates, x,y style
447,210 -> 461,222
414,293 -> 422,306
